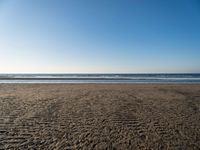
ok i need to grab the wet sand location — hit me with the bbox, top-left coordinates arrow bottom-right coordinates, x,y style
0,84 -> 199,149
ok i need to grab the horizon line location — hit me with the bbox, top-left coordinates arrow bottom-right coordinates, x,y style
0,72 -> 200,74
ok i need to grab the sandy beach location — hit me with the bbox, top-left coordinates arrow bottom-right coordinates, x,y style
0,84 -> 199,149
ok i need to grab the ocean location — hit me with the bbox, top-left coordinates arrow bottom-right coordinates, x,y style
0,74 -> 200,84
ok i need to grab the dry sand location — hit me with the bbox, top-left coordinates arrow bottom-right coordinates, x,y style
0,84 -> 200,149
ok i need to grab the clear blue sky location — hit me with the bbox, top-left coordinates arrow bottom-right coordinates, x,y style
0,0 -> 200,73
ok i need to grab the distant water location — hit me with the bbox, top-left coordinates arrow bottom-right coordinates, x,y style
0,74 -> 200,84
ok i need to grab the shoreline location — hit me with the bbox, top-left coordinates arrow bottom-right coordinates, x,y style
1,83 -> 200,85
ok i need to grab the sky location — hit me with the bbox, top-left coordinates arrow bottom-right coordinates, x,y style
0,0 -> 200,73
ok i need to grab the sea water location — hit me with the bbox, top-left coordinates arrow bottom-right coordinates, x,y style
0,74 -> 200,84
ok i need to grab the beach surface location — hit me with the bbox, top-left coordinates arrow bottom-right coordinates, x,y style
0,84 -> 199,149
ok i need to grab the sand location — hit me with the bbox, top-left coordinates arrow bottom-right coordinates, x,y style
0,84 -> 199,149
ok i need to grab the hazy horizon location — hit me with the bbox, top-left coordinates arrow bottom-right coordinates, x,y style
1,72 -> 199,74
0,0 -> 200,73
